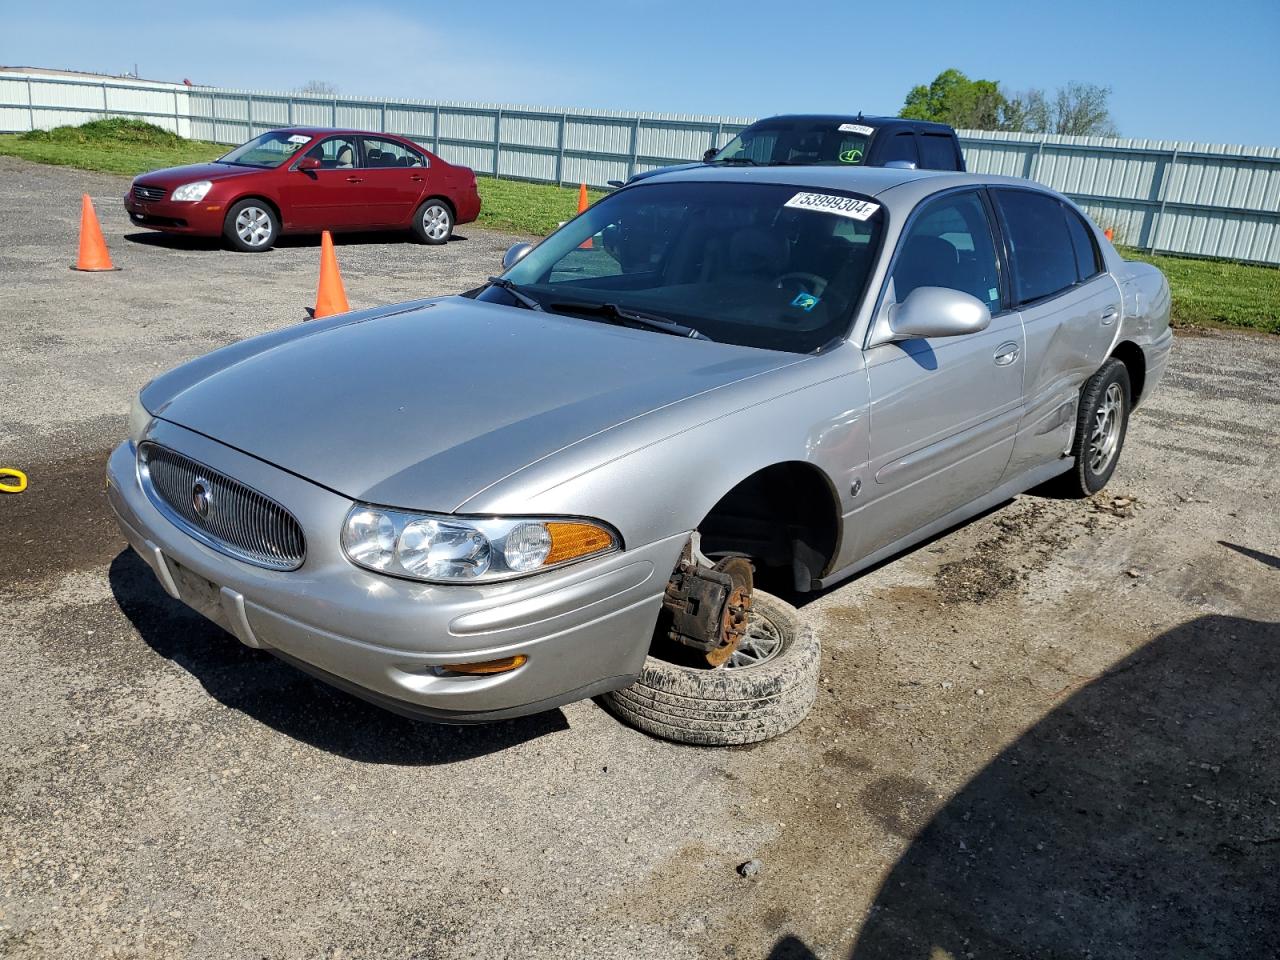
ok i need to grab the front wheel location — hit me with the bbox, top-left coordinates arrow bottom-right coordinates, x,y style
223,199 -> 278,252
1055,357 -> 1132,497
602,591 -> 820,746
412,200 -> 454,245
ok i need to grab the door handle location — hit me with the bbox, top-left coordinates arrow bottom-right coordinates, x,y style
410,175 -> 424,182
993,341 -> 1020,366
345,176 -> 364,183
1101,306 -> 1119,325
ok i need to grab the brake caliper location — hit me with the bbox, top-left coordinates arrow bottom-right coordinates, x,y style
661,545 -> 754,667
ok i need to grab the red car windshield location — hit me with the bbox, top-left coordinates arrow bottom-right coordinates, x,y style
219,131 -> 313,168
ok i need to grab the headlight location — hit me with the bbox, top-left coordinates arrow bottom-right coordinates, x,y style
170,180 -> 212,202
341,507 -> 618,583
127,392 -> 153,444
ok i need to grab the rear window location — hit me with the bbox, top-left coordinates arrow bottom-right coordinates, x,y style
993,189 -> 1079,304
880,132 -> 920,166
919,134 -> 960,171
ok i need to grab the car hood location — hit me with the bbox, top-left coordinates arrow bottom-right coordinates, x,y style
147,297 -> 802,511
628,162 -> 706,184
134,162 -> 265,186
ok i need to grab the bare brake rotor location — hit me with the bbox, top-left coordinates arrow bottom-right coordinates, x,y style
660,545 -> 754,668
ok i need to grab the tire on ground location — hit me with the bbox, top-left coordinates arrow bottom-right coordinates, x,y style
602,591 -> 820,746
222,198 -> 279,252
1054,357 -> 1132,498
412,199 -> 454,245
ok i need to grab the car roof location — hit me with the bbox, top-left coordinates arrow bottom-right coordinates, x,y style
744,114 -> 956,135
269,126 -> 411,139
629,164 -> 1058,207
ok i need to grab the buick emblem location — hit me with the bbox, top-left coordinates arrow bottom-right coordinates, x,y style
191,477 -> 212,519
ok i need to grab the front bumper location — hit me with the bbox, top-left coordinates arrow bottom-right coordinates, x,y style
123,193 -> 227,235
106,421 -> 680,722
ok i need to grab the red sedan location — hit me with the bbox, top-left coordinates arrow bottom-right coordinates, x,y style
124,128 -> 481,252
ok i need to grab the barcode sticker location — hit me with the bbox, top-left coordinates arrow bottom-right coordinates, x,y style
783,192 -> 880,221
838,123 -> 876,136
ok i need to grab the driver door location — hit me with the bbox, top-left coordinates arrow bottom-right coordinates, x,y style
278,135 -> 364,230
857,189 -> 1024,556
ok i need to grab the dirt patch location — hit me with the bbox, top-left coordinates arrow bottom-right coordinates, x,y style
0,448 -> 121,596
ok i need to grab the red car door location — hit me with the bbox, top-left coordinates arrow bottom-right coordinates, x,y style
276,135 -> 367,230
354,136 -> 429,226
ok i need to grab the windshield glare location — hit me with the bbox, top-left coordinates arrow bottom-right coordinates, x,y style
220,131 -> 311,168
493,181 -> 884,353
717,122 -> 872,167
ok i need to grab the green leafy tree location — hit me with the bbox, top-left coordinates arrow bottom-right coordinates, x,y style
901,69 -> 1008,130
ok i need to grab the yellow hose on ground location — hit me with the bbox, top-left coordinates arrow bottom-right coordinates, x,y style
0,468 -> 28,493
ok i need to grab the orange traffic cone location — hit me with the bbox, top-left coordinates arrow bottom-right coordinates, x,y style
1104,227 -> 1114,242
71,194 -> 119,271
312,230 -> 350,319
578,183 -> 592,250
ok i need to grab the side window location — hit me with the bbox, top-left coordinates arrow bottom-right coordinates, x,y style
880,132 -> 920,166
1063,204 -> 1102,281
304,136 -> 359,169
359,137 -> 425,168
994,189 -> 1080,303
890,191 -> 1002,315
919,134 -> 960,171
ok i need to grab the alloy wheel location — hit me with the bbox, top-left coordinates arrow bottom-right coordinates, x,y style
1089,382 -> 1124,474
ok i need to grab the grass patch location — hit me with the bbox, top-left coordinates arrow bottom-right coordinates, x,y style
1119,247 -> 1279,335
474,177 -> 605,236
0,119 -> 224,176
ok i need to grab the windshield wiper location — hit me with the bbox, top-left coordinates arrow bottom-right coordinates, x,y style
547,301 -> 711,341
485,277 -> 545,312
709,157 -> 760,166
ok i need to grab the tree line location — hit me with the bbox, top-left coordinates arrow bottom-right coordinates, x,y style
901,69 -> 1119,137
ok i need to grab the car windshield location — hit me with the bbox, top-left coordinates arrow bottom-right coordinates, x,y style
715,120 -> 874,167
489,180 -> 885,353
219,131 -> 312,168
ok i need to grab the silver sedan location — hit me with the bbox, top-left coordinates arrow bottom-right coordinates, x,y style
108,165 -> 1172,745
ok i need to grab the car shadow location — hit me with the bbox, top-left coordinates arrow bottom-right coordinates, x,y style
107,549 -> 568,764
124,230 -> 470,251
840,613 -> 1279,959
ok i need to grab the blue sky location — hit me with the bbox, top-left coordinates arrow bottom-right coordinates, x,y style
4,0 -> 1278,145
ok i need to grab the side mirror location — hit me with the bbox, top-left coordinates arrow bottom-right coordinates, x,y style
296,156 -> 321,171
889,286 -> 991,339
884,159 -> 917,170
606,179 -> 624,189
502,242 -> 535,271
702,148 -> 718,162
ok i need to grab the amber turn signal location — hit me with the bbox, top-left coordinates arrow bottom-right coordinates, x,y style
438,655 -> 528,676
545,521 -> 615,565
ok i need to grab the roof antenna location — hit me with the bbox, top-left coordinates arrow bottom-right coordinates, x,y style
856,110 -> 863,121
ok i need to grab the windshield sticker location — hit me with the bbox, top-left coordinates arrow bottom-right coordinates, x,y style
839,148 -> 864,163
784,192 -> 880,221
791,292 -> 820,312
287,134 -> 311,144
838,123 -> 876,136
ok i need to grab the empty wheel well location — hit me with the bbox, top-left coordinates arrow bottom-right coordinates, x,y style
696,462 -> 841,594
1110,340 -> 1146,403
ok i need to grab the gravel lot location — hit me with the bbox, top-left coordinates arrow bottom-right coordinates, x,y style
1,156 -> 1277,960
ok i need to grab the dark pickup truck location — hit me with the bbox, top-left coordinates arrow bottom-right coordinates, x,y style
617,114 -> 966,185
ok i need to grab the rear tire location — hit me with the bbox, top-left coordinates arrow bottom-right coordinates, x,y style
1054,357 -> 1131,498
602,591 -> 819,746
223,199 -> 278,252
412,200 -> 454,245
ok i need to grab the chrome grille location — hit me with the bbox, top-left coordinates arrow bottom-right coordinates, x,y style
132,183 -> 167,202
139,443 -> 306,570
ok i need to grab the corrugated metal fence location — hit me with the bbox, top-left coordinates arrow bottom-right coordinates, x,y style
3,73 -> 1278,266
